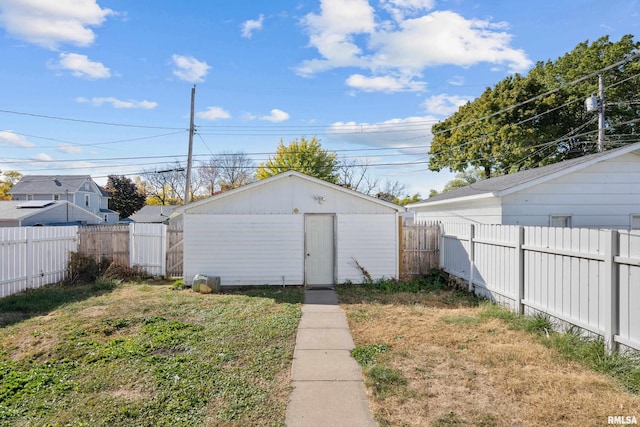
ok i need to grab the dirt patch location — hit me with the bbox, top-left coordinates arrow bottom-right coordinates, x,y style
342,300 -> 640,426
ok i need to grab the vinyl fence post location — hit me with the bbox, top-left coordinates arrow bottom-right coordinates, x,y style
25,227 -> 33,290
439,223 -> 445,270
603,229 -> 619,354
468,223 -> 475,292
517,226 -> 525,315
129,223 -> 135,269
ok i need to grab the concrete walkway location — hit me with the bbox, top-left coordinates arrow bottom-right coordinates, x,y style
285,288 -> 377,427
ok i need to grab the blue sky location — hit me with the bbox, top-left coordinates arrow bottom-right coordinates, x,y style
0,0 -> 638,196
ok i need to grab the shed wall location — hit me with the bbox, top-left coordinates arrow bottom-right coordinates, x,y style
185,176 -> 396,215
183,214 -> 304,286
336,214 -> 398,283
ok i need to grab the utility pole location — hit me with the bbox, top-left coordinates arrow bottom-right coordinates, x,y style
184,85 -> 196,205
598,74 -> 605,152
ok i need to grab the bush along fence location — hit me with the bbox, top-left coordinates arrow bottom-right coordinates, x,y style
440,223 -> 640,354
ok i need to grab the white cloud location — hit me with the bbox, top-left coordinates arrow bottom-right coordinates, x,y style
381,0 -> 435,20
52,53 -> 110,79
422,94 -> 473,116
76,96 -> 157,109
0,131 -> 35,148
196,106 -> 231,120
297,1 -> 531,92
32,153 -> 52,161
172,54 -> 211,83
0,0 -> 114,50
447,75 -> 465,86
241,14 -> 264,38
346,73 -> 425,92
57,144 -> 84,154
329,116 -> 438,148
259,109 -> 290,122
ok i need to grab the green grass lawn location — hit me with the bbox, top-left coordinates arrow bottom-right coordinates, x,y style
0,280 -> 303,427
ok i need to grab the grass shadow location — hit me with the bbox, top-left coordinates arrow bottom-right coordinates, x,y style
336,271 -> 479,309
0,280 -> 119,327
221,285 -> 306,305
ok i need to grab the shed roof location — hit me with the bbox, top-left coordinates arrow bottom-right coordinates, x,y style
9,175 -> 95,195
408,143 -> 640,208
177,171 -> 405,213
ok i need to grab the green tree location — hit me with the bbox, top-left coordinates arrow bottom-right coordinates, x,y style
429,35 -> 640,177
104,175 -> 146,219
256,137 -> 339,183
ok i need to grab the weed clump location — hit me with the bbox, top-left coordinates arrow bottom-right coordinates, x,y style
63,252 -> 151,286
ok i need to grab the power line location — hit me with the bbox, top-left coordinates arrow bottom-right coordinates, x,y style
0,108 -> 187,130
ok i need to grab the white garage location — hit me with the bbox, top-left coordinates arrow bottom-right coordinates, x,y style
178,171 -> 403,287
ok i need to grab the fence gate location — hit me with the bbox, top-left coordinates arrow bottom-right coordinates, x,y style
166,222 -> 183,278
78,224 -> 130,267
400,220 -> 440,278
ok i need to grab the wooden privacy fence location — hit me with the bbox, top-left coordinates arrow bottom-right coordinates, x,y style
78,223 -> 173,277
0,226 -> 78,298
399,220 -> 440,278
440,223 -> 640,354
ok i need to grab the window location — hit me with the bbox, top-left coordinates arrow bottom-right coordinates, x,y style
631,215 -> 640,230
27,194 -> 33,201
85,194 -> 90,207
550,215 -> 572,228
53,194 -> 60,201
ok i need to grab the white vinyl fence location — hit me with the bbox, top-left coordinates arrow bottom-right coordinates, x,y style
440,223 -> 640,353
0,226 -> 78,298
1,223 -> 176,298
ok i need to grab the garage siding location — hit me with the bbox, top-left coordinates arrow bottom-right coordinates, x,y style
184,214 -> 304,286
336,214 -> 398,283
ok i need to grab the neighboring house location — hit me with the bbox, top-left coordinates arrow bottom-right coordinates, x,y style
408,143 -> 640,229
177,171 -> 404,287
0,200 -> 102,227
127,205 -> 178,224
9,175 -> 119,224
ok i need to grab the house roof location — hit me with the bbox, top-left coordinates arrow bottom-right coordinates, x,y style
408,143 -> 640,208
0,200 -> 102,222
9,175 -> 102,195
177,170 -> 405,213
128,205 -> 178,222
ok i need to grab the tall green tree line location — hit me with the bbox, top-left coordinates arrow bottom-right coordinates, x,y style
429,35 -> 640,179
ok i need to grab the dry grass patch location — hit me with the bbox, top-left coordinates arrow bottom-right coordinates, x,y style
340,290 -> 640,427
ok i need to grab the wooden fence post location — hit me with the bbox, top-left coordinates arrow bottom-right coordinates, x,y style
517,226 -> 525,315
468,223 -> 475,292
603,229 -> 619,354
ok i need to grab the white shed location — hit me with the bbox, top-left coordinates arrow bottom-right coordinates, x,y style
178,171 -> 403,287
408,143 -> 640,229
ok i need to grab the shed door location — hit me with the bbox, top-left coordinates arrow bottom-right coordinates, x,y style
305,215 -> 335,287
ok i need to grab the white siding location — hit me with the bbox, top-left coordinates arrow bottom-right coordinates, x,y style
183,214 -> 304,286
502,153 -> 640,228
336,214 -> 398,283
186,175 -> 396,216
413,197 -> 502,224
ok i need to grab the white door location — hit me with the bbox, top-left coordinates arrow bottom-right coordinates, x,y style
305,215 -> 335,287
